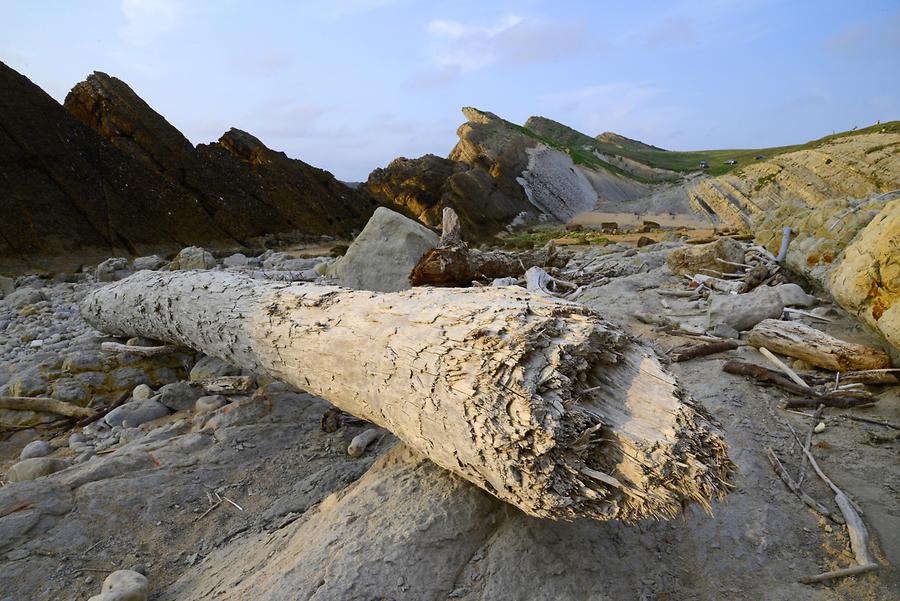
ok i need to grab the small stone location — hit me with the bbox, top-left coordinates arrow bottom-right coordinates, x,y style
222,253 -> 249,268
28,339 -> 44,348
19,439 -> 53,460
157,381 -> 202,412
194,395 -> 227,415
132,255 -> 166,271
773,283 -> 817,308
95,257 -> 132,282
69,433 -> 86,447
87,569 -> 148,601
710,323 -> 740,339
3,287 -> 47,310
120,427 -> 145,443
132,384 -> 153,401
623,249 -> 638,257
814,422 -> 826,433
85,575 -> 95,585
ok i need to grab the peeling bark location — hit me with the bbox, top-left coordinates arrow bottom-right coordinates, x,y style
81,270 -> 734,521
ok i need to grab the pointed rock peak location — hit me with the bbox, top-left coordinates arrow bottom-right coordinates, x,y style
461,107 -> 501,124
217,128 -> 273,164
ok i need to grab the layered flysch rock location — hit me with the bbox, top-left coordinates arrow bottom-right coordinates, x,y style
64,71 -> 377,245
688,133 -> 900,351
366,108 -> 620,240
0,61 -> 228,257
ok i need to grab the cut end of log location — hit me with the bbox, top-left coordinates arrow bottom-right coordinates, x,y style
80,270 -> 734,522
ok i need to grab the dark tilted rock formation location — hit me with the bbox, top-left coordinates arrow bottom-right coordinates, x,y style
64,72 -> 377,245
0,61 -> 229,258
365,108 -> 656,240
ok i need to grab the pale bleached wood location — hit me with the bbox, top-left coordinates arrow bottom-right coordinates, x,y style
100,341 -> 179,356
748,319 -> 891,371
80,270 -> 734,522
0,396 -> 94,418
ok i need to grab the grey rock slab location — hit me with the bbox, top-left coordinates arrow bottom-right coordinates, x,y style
104,400 -> 170,428
708,287 -> 784,332
157,381 -> 202,412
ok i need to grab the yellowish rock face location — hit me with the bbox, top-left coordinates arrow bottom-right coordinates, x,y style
829,198 -> 900,350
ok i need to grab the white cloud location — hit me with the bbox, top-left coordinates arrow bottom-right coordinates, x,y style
121,0 -> 178,45
421,14 -> 589,79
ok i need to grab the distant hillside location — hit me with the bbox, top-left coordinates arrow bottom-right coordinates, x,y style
595,132 -> 666,153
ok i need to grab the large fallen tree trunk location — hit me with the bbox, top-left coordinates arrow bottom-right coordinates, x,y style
81,270 -> 734,522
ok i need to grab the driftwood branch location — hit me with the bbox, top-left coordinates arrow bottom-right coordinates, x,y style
765,447 -> 843,524
0,396 -> 94,418
100,341 -> 180,356
748,320 -> 891,371
80,270 -> 734,522
670,340 -> 739,362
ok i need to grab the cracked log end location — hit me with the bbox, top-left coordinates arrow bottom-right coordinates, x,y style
80,271 -> 734,521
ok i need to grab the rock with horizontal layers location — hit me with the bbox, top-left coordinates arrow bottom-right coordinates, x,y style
87,569 -> 149,601
667,239 -> 746,277
327,207 -> 439,292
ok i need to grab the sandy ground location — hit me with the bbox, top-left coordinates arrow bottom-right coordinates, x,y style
0,243 -> 897,601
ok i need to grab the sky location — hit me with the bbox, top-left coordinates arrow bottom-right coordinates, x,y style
2,0 -> 899,180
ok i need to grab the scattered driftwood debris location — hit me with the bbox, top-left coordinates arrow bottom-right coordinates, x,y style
670,340 -> 739,362
748,320 -> 891,372
410,208 -> 568,287
81,269 -> 735,522
722,360 -> 877,407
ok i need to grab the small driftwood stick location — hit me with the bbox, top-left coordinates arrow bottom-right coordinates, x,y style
101,341 -> 180,356
766,447 -> 842,524
347,428 -> 382,458
798,441 -> 878,583
670,340 -> 739,362
748,319 -> 891,371
785,396 -> 875,410
838,414 -> 900,430
797,405 -> 824,487
722,360 -> 812,396
758,347 -> 810,389
0,396 -> 94,418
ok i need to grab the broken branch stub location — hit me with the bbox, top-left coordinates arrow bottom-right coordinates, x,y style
80,271 -> 734,522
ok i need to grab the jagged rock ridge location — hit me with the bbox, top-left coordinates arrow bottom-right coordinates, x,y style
64,72 -> 377,245
0,61 -> 229,257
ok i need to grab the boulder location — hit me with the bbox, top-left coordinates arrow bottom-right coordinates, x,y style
132,255 -> 166,271
156,381 -> 201,412
6,457 -> 68,482
327,207 -> 439,292
667,239 -> 746,277
104,400 -> 169,428
636,236 -> 657,248
169,246 -> 216,270
708,287 -> 785,332
87,569 -> 149,601
96,257 -> 132,282
189,356 -> 242,382
19,439 -> 53,460
3,287 -> 47,310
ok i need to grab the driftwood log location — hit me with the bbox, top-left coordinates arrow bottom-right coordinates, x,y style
747,320 -> 891,371
81,270 -> 734,522
0,396 -> 94,419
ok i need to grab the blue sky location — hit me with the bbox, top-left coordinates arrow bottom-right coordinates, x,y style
2,0 -> 898,180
